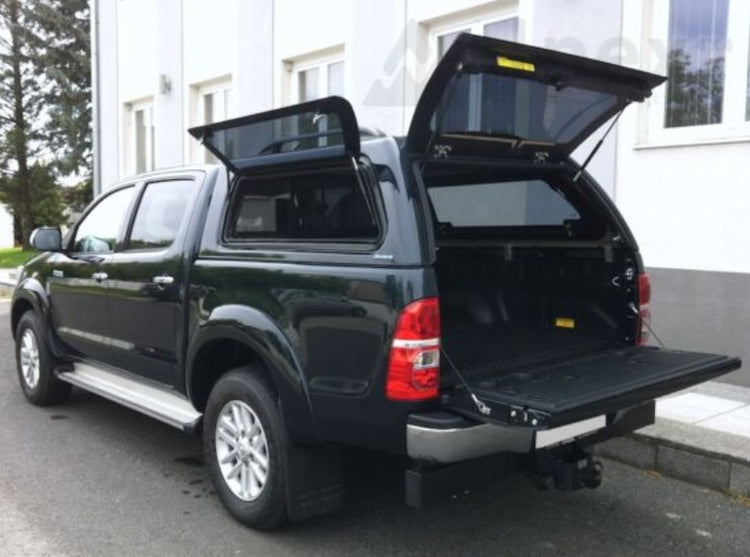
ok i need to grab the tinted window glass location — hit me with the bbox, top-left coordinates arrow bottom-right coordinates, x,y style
227,168 -> 378,241
74,186 -> 135,253
428,179 -> 579,227
434,72 -> 618,145
200,108 -> 345,170
128,180 -> 194,250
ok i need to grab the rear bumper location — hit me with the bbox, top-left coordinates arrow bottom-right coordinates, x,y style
406,401 -> 655,464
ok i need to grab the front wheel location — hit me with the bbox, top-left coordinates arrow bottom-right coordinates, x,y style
14,311 -> 71,406
204,367 -> 288,530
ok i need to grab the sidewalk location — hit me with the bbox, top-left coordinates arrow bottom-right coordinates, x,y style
597,381 -> 750,498
0,268 -> 17,296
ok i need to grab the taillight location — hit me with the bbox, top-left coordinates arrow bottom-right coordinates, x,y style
636,273 -> 651,345
386,297 -> 441,401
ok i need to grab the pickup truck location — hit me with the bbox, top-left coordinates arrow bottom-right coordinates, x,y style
12,35 -> 740,529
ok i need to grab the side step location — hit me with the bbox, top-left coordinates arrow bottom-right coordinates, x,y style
58,362 -> 202,432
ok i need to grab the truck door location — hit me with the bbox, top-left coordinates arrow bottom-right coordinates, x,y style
103,176 -> 199,385
48,185 -> 137,365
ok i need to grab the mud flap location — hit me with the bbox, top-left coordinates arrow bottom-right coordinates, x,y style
285,442 -> 345,522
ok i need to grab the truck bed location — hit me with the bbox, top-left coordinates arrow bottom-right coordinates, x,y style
441,325 -> 616,386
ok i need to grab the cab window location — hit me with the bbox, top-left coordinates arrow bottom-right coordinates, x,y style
73,186 -> 135,253
127,180 -> 195,250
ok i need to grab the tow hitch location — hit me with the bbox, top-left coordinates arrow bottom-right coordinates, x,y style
533,445 -> 603,491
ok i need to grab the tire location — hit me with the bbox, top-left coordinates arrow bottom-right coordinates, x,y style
204,366 -> 287,529
14,311 -> 71,406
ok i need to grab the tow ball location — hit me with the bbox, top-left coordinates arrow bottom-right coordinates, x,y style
533,445 -> 603,491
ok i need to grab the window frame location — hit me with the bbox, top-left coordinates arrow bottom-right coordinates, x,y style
68,184 -> 138,254
123,98 -> 156,176
123,178 -> 198,252
642,0 -> 750,146
188,76 -> 234,164
285,47 -> 345,105
221,160 -> 385,252
421,7 -> 519,87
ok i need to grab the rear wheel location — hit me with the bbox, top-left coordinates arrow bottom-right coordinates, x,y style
14,311 -> 71,406
204,367 -> 287,529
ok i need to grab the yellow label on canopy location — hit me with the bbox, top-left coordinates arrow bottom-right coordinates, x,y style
497,56 -> 535,72
555,317 -> 575,329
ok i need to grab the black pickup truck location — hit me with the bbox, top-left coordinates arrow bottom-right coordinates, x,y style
11,35 -> 740,529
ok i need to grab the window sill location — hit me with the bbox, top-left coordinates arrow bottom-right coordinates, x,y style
634,134 -> 750,150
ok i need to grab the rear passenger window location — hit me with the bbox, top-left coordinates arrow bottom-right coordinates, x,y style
127,180 -> 194,250
226,166 -> 379,242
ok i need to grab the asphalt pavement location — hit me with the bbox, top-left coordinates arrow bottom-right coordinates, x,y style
1,300 -> 750,556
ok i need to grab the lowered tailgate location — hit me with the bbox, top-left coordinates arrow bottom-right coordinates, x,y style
442,346 -> 740,429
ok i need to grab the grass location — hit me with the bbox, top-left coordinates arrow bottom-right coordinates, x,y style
0,247 -> 36,268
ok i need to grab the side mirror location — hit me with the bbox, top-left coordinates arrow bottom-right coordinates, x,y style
29,227 -> 62,252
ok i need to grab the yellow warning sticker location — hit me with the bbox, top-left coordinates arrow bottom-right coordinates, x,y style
497,56 -> 535,72
555,317 -> 575,329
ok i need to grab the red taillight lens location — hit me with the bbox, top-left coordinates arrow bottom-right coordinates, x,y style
638,273 -> 651,305
637,273 -> 651,345
386,297 -> 441,401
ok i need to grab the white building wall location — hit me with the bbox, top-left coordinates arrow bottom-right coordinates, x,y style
237,0 -> 274,115
116,0 -> 158,179
0,204 -> 14,248
96,0 -> 120,191
155,0 -> 184,169
616,0 -> 750,274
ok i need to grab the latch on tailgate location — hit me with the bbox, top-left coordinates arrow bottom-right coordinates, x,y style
508,405 -> 549,427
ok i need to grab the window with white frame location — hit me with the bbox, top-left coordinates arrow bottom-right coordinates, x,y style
124,99 -> 155,175
436,15 -> 518,58
646,0 -> 750,143
190,78 -> 234,164
419,6 -> 518,93
288,50 -> 345,104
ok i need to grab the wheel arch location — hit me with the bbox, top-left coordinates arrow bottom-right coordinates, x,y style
11,278 -> 48,340
186,304 -> 320,444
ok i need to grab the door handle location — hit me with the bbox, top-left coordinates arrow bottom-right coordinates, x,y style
91,272 -> 108,282
152,275 -> 174,286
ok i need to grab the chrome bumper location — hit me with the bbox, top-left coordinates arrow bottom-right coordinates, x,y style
406,415 -> 533,464
407,403 -> 655,465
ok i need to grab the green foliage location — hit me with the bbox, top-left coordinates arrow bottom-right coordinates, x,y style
61,178 -> 94,216
0,162 -> 66,243
28,0 -> 91,177
0,246 -> 35,267
0,0 -> 91,247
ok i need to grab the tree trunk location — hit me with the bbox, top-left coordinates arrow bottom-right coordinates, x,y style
8,0 -> 33,249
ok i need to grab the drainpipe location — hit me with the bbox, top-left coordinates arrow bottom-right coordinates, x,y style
91,0 -> 102,197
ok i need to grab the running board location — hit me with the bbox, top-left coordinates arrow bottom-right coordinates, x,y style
57,363 -> 202,432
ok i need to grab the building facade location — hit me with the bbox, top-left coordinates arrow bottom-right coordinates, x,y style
92,0 -> 750,385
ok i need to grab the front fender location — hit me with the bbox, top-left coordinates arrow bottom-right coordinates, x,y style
186,304 -> 319,444
11,276 -> 69,360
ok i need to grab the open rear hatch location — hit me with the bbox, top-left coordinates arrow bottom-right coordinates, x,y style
405,33 -> 665,162
405,35 -> 740,429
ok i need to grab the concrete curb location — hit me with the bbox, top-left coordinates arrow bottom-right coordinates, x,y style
595,423 -> 750,499
0,280 -> 15,298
